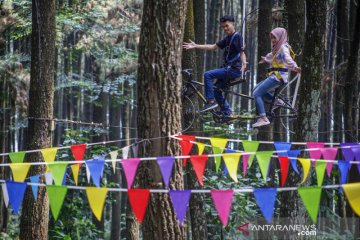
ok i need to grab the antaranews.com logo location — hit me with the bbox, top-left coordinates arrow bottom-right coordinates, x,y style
238,222 -> 317,236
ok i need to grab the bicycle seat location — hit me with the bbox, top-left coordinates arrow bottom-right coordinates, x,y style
181,69 -> 193,80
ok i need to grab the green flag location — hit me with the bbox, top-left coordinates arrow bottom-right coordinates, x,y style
256,151 -> 273,181
48,163 -> 68,186
46,185 -> 68,220
242,141 -> 259,167
298,187 -> 322,223
315,161 -> 326,186
9,151 -> 26,163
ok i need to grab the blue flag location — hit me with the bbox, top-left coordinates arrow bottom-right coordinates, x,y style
30,175 -> 40,201
338,161 -> 350,185
274,142 -> 292,156
253,188 -> 277,224
85,160 -> 105,187
6,181 -> 27,214
288,150 -> 302,175
169,190 -> 191,224
156,156 -> 175,188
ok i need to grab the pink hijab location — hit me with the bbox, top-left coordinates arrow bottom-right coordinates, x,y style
270,28 -> 288,54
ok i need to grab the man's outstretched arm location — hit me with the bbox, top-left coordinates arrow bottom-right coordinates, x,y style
183,40 -> 218,51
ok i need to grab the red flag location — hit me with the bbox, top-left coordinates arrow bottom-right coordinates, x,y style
190,155 -> 208,186
128,189 -> 150,224
278,156 -> 289,187
178,135 -> 195,166
71,144 -> 87,161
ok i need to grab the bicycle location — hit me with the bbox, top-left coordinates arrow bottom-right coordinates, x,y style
181,68 -> 300,133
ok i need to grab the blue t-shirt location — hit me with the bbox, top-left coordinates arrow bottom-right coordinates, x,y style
216,32 -> 244,68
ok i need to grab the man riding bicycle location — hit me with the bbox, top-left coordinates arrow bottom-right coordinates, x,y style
183,15 -> 247,118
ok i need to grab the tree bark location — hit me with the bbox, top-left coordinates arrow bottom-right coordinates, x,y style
193,0 -> 206,83
137,0 -> 188,239
20,0 -> 56,239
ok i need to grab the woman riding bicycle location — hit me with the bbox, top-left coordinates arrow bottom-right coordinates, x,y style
252,27 -> 301,128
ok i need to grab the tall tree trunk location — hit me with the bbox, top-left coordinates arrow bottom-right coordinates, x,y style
137,0 -> 187,239
193,0 -> 206,83
20,0 -> 56,239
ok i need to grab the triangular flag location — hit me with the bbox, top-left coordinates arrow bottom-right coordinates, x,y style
351,146 -> 360,173
41,147 -> 58,162
253,188 -> 277,224
48,163 -> 68,186
109,150 -> 118,174
306,142 -> 324,166
71,164 -> 80,185
9,151 -> 26,163
315,161 -> 326,186
122,146 -> 130,159
70,144 -> 87,161
30,175 -> 40,201
46,185 -> 68,220
342,183 -> 360,216
242,154 -> 249,176
131,144 -> 139,158
222,153 -> 241,183
338,161 -> 350,185
9,163 -> 31,182
156,156 -> 175,188
196,142 -> 206,155
190,155 -> 208,186
211,190 -> 233,226
85,160 -> 105,187
288,150 -> 301,175
320,147 -> 337,177
44,172 -> 53,185
128,189 -> 150,224
298,187 -> 322,223
298,158 -> 311,184
242,140 -> 259,167
210,137 -> 228,172
6,181 -> 27,214
341,143 -> 358,161
85,164 -> 91,183
274,142 -> 291,156
178,135 -> 195,166
121,158 -> 141,188
1,184 -> 9,208
169,190 -> 191,224
278,156 -> 289,187
256,151 -> 273,181
86,187 -> 108,221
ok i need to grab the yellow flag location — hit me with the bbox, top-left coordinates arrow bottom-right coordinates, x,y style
10,163 -> 31,182
196,142 -> 206,155
109,151 -> 118,174
222,153 -> 241,182
41,148 -> 58,172
71,164 -> 80,185
86,187 -> 108,221
210,137 -> 228,172
298,158 -> 311,184
343,183 -> 360,217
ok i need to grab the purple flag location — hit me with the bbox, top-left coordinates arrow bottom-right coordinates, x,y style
121,158 -> 141,188
85,160 -> 105,187
169,190 -> 191,224
351,145 -> 360,173
254,188 -> 277,224
341,143 -> 358,161
6,181 -> 27,214
287,150 -> 301,175
156,157 -> 175,187
30,175 -> 40,201
274,142 -> 292,157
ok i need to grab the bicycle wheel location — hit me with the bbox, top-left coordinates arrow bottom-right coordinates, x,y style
181,95 -> 197,132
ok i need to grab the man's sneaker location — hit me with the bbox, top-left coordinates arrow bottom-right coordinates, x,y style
272,98 -> 285,111
200,102 -> 218,112
252,116 -> 270,128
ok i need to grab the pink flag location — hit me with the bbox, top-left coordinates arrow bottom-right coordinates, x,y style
242,154 -> 249,176
306,142 -> 324,167
121,158 -> 141,188
211,190 -> 234,226
320,147 -> 338,177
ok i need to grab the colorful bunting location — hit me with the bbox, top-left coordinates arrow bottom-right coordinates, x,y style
71,164 -> 80,185
338,161 -> 350,185
242,140 -> 259,167
351,146 -> 360,173
9,163 -> 31,182
298,187 -> 322,223
288,150 -> 301,175
169,190 -> 191,224
196,142 -> 206,155
274,142 -> 291,156
306,142 -> 324,166
278,156 -> 289,187
41,147 -> 58,163
30,175 -> 40,201
320,147 -> 337,177
45,172 -> 53,185
341,143 -> 358,161
128,189 -> 150,224
48,163 -> 68,186
256,151 -> 273,181
178,135 -> 195,166
242,154 -> 249,177
109,150 -> 118,174
156,156 -> 175,188
315,161 -> 327,186
211,190 -> 233,226
71,144 -> 87,161
253,188 -> 277,224
46,185 -> 68,220
210,138 -> 228,172
190,155 -> 208,186
9,151 -> 26,163
121,158 -> 141,188
85,160 -> 105,188
222,153 -> 241,183
86,187 -> 108,221
6,181 -> 27,214
342,183 -> 360,217
122,146 -> 130,159
298,158 -> 311,184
